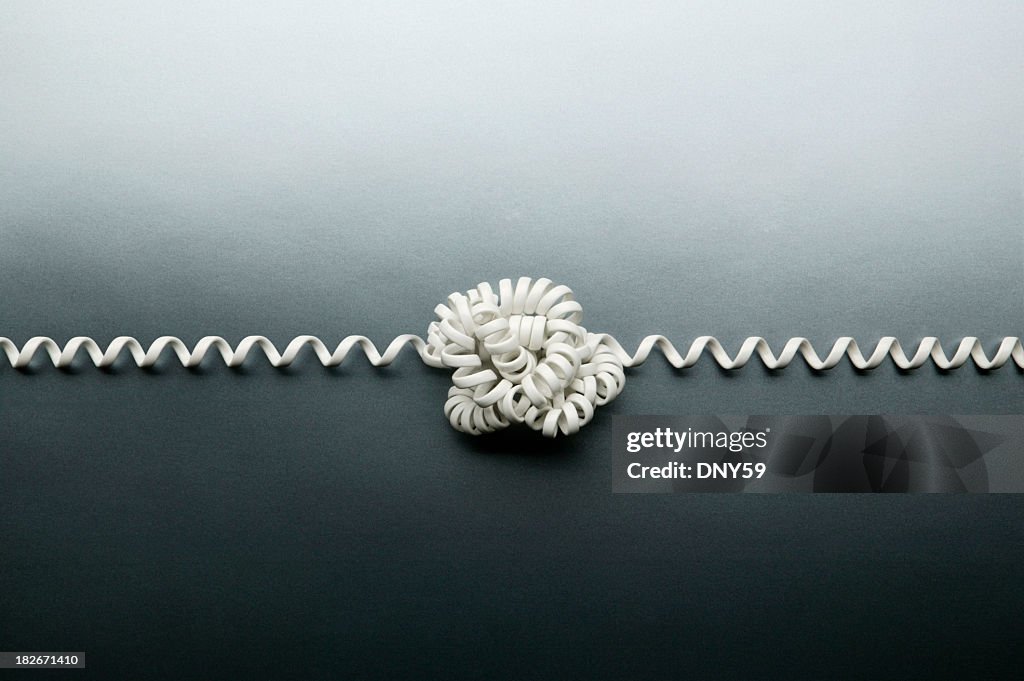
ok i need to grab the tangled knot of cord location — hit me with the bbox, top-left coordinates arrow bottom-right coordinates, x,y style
425,277 -> 625,437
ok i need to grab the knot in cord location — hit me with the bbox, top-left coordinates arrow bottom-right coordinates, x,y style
425,277 -> 625,437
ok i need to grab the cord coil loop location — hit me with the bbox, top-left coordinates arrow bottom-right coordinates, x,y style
425,277 -> 626,437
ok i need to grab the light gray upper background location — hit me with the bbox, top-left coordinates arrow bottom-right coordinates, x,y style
2,1 -> 1021,364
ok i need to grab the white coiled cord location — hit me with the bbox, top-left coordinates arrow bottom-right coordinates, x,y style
425,278 -> 626,437
2,277 -> 1020,437
2,334 -> 1020,372
599,335 -> 1024,372
0,334 -> 438,369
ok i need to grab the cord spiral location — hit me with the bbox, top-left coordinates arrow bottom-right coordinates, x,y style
2,273 -> 1020,439
4,334 -> 1018,373
599,335 -> 1024,372
0,334 -> 435,369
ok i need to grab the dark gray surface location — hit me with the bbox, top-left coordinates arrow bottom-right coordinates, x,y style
1,2 -> 1022,678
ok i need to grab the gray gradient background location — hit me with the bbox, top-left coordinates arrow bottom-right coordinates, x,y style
1,1 -> 1022,678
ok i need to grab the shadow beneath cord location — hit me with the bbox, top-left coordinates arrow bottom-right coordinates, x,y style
457,422 -> 598,460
